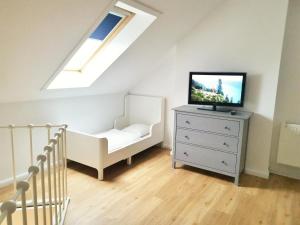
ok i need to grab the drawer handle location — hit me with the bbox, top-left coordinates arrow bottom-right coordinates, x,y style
184,135 -> 190,140
223,142 -> 228,147
224,126 -> 231,130
221,160 -> 228,166
185,120 -> 191,125
184,152 -> 189,156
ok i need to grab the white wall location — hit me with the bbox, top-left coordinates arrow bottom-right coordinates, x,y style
130,47 -> 177,148
0,93 -> 125,185
270,0 -> 300,179
131,0 -> 289,178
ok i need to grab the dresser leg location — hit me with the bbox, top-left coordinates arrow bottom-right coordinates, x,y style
234,176 -> 239,186
172,160 -> 176,169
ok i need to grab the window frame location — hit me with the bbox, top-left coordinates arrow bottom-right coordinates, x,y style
64,7 -> 134,73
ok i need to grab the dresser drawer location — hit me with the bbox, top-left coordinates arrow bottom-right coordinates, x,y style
177,113 -> 240,136
175,143 -> 236,173
176,128 -> 238,153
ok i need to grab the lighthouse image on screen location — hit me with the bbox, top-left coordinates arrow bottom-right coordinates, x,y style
190,75 -> 244,104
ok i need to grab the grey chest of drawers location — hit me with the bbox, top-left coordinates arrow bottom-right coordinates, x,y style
172,105 -> 252,185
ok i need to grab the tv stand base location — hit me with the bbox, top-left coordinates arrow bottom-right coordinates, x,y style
197,105 -> 231,112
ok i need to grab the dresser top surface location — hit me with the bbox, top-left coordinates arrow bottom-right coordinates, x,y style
173,105 -> 252,120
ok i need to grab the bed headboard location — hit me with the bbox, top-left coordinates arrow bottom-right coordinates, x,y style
125,94 -> 164,125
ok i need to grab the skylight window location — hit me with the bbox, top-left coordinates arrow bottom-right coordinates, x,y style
64,13 -> 123,72
46,1 -> 158,89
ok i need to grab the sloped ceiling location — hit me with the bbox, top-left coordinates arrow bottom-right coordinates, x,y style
0,0 -> 225,103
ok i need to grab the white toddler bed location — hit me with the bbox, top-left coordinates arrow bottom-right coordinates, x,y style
67,94 -> 164,180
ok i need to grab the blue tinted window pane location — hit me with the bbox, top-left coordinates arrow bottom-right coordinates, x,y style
90,13 -> 122,41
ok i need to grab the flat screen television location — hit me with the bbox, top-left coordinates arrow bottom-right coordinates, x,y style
188,72 -> 246,111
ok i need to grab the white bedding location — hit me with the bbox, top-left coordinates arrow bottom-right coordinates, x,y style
94,124 -> 150,153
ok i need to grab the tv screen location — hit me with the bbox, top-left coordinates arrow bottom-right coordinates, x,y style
188,72 -> 246,107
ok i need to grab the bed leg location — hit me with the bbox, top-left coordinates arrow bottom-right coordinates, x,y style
98,169 -> 104,180
126,157 -> 132,166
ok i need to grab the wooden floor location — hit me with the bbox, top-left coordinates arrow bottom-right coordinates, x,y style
0,147 -> 299,225
64,147 -> 300,225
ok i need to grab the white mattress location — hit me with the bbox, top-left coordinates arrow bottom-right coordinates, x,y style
94,129 -> 141,153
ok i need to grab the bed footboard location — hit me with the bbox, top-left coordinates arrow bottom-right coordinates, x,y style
66,130 -> 108,180
98,138 -> 108,180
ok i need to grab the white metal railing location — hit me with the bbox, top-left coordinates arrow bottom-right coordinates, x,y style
0,124 -> 69,225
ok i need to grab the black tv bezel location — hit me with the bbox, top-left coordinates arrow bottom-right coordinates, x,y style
188,72 -> 247,107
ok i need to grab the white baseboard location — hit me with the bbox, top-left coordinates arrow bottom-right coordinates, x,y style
269,168 -> 300,180
0,172 -> 28,188
244,168 -> 269,179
